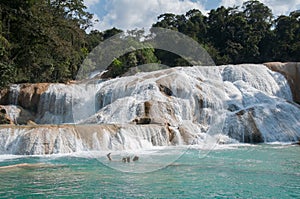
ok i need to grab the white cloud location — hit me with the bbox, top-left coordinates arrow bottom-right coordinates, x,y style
219,0 -> 244,8
86,13 -> 101,33
219,0 -> 300,16
84,0 -> 100,7
87,0 -> 300,31
90,0 -> 207,31
261,0 -> 300,16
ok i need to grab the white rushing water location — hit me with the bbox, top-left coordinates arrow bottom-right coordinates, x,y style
0,64 -> 299,155
8,84 -> 20,105
0,124 -> 175,155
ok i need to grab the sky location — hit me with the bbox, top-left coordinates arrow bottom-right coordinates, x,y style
83,0 -> 300,31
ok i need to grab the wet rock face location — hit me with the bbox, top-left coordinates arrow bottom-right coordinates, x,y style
0,84 -> 50,124
0,124 -> 171,155
0,64 -> 299,146
17,83 -> 50,113
0,105 -> 35,125
0,107 -> 12,124
159,85 -> 173,96
264,62 -> 300,104
4,83 -> 50,111
133,117 -> 152,124
0,89 -> 9,105
225,108 -> 263,143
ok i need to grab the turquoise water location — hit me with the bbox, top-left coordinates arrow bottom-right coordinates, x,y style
0,144 -> 299,198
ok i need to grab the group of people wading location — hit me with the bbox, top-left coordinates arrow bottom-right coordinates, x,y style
106,153 -> 139,163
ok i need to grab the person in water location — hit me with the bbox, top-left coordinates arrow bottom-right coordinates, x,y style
291,139 -> 300,145
132,156 -> 139,161
107,153 -> 139,162
107,153 -> 112,161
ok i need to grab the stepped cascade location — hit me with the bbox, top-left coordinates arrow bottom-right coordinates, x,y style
0,64 -> 299,155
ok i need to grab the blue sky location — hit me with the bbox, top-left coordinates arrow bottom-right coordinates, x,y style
83,0 -> 300,31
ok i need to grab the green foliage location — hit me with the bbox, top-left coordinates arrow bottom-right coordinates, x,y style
103,28 -> 123,39
0,0 -> 92,86
273,11 -> 300,61
0,0 -> 299,86
0,63 -> 15,88
102,44 -> 160,78
85,30 -> 103,51
152,0 -> 300,65
0,18 -> 13,88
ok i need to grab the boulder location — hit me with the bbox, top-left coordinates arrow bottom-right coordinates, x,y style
0,106 -> 13,124
27,120 -> 37,125
17,83 -> 50,113
133,117 -> 152,124
0,89 -> 9,105
264,62 -> 300,104
0,105 -> 35,125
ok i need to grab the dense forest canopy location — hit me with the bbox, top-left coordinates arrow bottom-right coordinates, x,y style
0,0 -> 299,88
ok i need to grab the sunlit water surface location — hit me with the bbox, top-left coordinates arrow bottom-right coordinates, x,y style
0,144 -> 299,198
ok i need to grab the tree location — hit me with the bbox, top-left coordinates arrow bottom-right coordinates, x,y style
274,11 -> 300,61
242,0 -> 273,62
207,6 -> 239,64
0,4 -> 14,88
153,13 -> 178,30
185,9 -> 207,43
1,0 -> 299,86
86,30 -> 103,51
49,0 -> 93,30
103,27 -> 123,40
0,0 -> 92,84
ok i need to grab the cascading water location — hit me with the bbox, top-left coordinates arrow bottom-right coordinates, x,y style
0,64 -> 299,155
221,65 -> 299,142
8,84 -> 20,105
0,124 -> 171,155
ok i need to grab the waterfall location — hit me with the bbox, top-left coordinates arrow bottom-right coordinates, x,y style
0,64 -> 299,155
36,84 -> 76,124
169,126 -> 184,145
221,65 -> 299,142
8,84 -> 20,105
221,64 -> 292,99
0,124 -> 171,155
33,83 -> 106,124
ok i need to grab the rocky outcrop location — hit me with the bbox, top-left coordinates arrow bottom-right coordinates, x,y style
0,83 -> 76,124
17,83 -> 50,113
225,108 -> 263,143
0,107 -> 13,124
264,62 -> 300,104
0,105 -> 35,125
0,89 -> 9,105
0,83 -> 50,124
0,124 -> 172,155
0,64 -> 299,149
